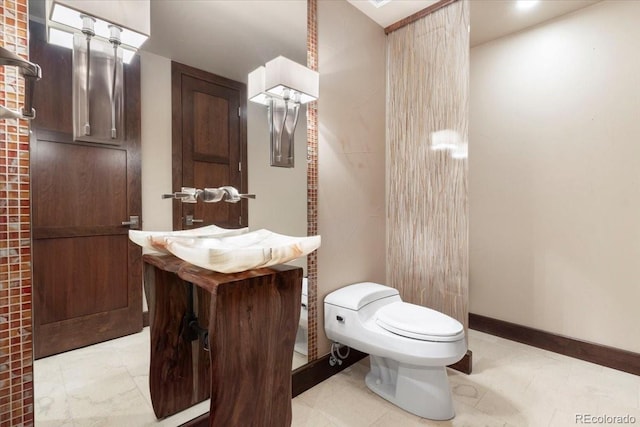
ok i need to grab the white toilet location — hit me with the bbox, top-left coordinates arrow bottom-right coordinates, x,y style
324,282 -> 467,420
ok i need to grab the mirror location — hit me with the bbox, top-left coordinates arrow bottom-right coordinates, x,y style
30,0 -> 311,424
139,0 -> 309,368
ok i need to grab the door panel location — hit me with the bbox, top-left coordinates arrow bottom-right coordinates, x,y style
34,235 -> 128,324
32,141 -> 127,228
193,92 -> 229,158
30,20 -> 142,358
172,62 -> 247,231
31,131 -> 142,359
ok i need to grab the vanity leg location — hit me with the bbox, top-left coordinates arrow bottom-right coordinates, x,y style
145,255 -> 302,426
180,265 -> 302,427
144,260 -> 211,418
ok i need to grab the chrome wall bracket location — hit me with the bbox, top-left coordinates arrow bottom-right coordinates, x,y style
0,46 -> 41,120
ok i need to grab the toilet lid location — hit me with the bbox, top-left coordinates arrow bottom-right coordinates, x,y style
376,302 -> 464,342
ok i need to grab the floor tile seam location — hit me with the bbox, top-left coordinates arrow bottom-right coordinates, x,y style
131,375 -> 155,414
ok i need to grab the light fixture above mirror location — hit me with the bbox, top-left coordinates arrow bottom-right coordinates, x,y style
248,56 -> 319,168
45,0 -> 150,64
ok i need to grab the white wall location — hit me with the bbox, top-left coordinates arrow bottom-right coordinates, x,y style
316,0 -> 387,355
470,0 -> 640,353
247,102 -> 308,270
140,51 -> 172,232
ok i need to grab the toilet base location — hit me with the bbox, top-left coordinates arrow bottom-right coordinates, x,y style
364,356 -> 455,421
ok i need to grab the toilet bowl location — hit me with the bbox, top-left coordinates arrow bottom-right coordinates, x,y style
324,282 -> 467,420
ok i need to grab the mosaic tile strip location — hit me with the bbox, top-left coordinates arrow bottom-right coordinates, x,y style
0,0 -> 33,425
306,0 -> 318,362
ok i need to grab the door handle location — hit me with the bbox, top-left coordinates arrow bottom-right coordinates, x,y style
185,215 -> 203,226
121,215 -> 140,229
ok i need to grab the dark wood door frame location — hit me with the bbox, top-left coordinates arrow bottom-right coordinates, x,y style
171,62 -> 248,231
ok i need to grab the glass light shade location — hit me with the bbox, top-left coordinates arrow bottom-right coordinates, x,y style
50,3 -> 148,49
121,47 -> 135,64
248,66 -> 270,105
48,27 -> 74,48
248,56 -> 318,105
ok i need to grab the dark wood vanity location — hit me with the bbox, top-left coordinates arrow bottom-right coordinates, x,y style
143,254 -> 303,426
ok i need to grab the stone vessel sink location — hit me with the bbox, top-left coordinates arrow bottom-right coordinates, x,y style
130,227 -> 321,273
163,229 -> 321,273
129,225 -> 249,254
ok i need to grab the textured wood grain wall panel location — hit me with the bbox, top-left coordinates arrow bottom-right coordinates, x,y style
386,0 -> 469,329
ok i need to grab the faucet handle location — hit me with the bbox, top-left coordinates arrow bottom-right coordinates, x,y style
161,192 -> 189,199
161,187 -> 200,203
179,187 -> 201,203
219,186 -> 255,203
162,186 -> 254,203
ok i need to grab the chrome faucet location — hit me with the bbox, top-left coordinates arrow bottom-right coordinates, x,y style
0,45 -> 42,120
162,186 -> 256,203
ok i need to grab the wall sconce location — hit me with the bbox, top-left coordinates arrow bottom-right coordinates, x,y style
248,56 -> 319,168
45,0 -> 149,144
45,1 -> 150,64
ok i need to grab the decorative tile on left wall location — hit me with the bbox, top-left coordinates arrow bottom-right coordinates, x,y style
0,0 -> 34,426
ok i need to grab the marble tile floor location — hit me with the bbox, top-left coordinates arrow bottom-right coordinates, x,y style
34,328 -> 639,426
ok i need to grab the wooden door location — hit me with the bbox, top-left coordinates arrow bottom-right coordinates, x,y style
29,22 -> 142,358
171,62 -> 248,230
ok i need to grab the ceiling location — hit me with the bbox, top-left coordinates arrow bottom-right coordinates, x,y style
468,0 -> 601,47
30,0 -> 603,80
347,0 -> 439,28
140,0 -> 307,83
142,0 -> 603,73
348,0 -> 601,46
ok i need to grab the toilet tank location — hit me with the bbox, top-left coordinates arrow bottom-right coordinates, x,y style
325,282 -> 400,346
324,282 -> 399,310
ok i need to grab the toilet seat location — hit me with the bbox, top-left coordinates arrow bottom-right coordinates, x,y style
376,302 -> 464,342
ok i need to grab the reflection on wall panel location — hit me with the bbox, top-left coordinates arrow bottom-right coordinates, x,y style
386,0 -> 469,329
